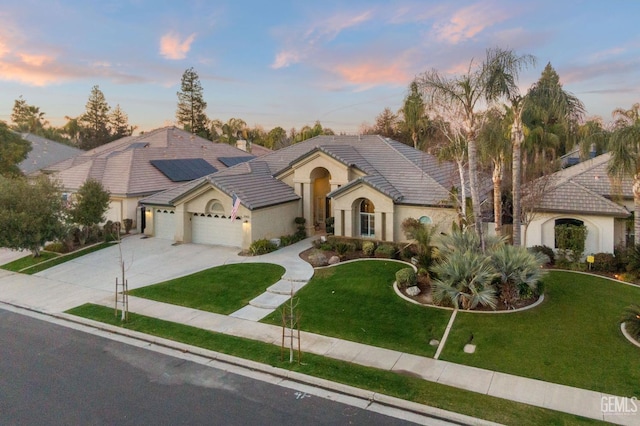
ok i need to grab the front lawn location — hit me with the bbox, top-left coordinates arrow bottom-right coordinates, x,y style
0,242 -> 114,274
128,263 -> 284,315
441,271 -> 640,397
262,260 -> 452,357
0,251 -> 59,272
66,303 -> 600,425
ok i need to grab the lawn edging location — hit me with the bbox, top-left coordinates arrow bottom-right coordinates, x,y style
392,282 -> 545,314
313,257 -> 416,271
621,323 -> 640,348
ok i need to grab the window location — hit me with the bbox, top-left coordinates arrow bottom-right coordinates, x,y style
359,199 -> 375,238
419,216 -> 432,225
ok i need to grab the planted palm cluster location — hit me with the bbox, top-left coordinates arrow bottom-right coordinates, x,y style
430,229 -> 548,310
620,304 -> 640,342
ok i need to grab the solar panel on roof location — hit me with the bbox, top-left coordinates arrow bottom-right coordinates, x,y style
218,156 -> 254,167
150,158 -> 217,182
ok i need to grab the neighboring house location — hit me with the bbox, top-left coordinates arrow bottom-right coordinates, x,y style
44,126 -> 265,230
141,134 -> 488,249
18,133 -> 84,176
523,152 -> 632,254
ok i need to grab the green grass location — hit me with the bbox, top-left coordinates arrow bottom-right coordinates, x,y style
67,303 -> 602,425
262,260 -> 452,357
441,271 -> 640,397
0,251 -> 60,272
0,242 -> 115,274
128,263 -> 285,314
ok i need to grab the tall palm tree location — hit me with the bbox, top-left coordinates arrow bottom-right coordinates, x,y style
478,106 -> 510,237
608,103 -> 640,243
420,48 -> 534,250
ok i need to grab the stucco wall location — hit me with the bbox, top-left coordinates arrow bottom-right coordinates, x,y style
525,213 -> 617,254
393,205 -> 457,242
249,201 -> 300,243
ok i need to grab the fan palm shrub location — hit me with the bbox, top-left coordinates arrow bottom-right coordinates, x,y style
431,249 -> 498,310
490,244 -> 547,308
621,304 -> 640,341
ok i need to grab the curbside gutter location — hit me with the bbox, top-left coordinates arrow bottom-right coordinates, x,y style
0,300 -> 500,426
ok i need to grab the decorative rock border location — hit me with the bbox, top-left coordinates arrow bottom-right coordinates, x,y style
393,282 -> 545,314
621,322 -> 640,348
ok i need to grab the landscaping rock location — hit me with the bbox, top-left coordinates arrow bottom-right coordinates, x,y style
429,339 -> 440,346
328,255 -> 340,265
406,286 -> 420,296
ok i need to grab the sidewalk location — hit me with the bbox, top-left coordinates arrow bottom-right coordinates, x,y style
0,239 -> 636,425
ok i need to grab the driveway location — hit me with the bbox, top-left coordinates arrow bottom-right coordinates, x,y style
35,235 -> 246,292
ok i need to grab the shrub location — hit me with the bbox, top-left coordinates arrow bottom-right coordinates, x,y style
529,245 -> 555,265
123,218 -> 133,234
374,243 -> 396,258
396,268 -> 417,289
325,217 -> 335,234
87,224 -> 103,244
555,224 -> 588,262
617,272 -> 637,283
624,244 -> 640,273
308,249 -> 328,267
362,241 -> 376,256
249,239 -> 277,256
592,252 -> 616,272
334,242 -> 355,258
44,241 -> 67,253
621,304 -> 640,341
279,235 -> 292,247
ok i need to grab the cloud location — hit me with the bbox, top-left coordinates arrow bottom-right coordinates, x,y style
159,31 -> 196,60
271,10 -> 373,69
433,2 -> 510,44
333,61 -> 411,88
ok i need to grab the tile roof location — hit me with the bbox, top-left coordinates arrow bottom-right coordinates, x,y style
47,126 -> 261,196
142,134 -> 482,211
528,152 -> 631,217
18,133 -> 84,175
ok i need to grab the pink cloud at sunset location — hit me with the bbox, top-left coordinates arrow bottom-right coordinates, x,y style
159,32 -> 196,60
333,61 -> 411,88
433,2 -> 510,44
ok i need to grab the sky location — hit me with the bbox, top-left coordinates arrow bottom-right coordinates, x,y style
1,0 -> 639,135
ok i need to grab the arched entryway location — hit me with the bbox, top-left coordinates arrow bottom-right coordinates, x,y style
310,167 -> 331,230
554,218 -> 584,248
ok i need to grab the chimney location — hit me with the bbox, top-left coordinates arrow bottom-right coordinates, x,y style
236,139 -> 247,152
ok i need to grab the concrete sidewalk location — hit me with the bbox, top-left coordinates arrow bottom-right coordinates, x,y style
0,237 -> 637,425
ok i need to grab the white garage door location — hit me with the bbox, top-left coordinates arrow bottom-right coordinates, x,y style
154,209 -> 176,240
192,213 -> 243,247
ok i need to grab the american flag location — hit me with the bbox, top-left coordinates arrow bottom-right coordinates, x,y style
230,193 -> 241,222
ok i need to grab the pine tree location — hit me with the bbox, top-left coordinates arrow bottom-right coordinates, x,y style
110,104 -> 134,139
176,67 -> 209,137
80,85 -> 111,149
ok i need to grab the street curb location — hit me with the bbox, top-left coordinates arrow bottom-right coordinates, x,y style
20,306 -> 501,426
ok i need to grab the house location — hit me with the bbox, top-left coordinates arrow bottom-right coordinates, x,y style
44,126 -> 266,230
18,133 -> 84,176
523,152 -> 632,254
140,134 -> 487,249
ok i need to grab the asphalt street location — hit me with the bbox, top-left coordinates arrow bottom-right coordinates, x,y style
0,308 -> 417,426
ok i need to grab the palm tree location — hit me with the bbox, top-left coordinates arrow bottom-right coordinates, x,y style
489,244 -> 547,308
420,48 -> 534,250
478,107 -> 510,237
621,304 -> 640,340
608,103 -> 640,243
431,249 -> 498,310
513,63 -> 583,245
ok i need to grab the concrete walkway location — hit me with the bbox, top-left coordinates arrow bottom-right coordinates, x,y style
0,236 -> 637,425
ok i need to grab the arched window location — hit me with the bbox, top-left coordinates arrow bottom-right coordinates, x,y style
419,216 -> 432,225
359,199 -> 375,238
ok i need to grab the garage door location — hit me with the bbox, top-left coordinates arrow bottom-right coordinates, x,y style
192,213 -> 242,247
154,209 -> 176,240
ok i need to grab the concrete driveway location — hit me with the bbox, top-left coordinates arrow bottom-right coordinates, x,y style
35,235 -> 247,292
